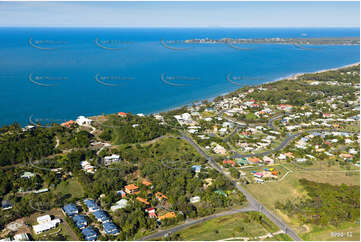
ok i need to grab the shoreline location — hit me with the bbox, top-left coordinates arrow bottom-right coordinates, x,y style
151,61 -> 360,116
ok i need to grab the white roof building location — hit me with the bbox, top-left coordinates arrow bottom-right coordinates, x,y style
14,233 -> 30,241
190,196 -> 201,203
21,172 -> 35,179
110,199 -> 128,211
76,116 -> 93,126
33,216 -> 61,234
37,215 -> 51,224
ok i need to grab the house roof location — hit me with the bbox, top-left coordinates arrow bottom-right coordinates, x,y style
155,192 -> 168,200
81,227 -> 97,241
93,210 -> 109,221
118,112 -> 127,116
136,197 -> 150,205
103,222 -> 119,234
61,120 -> 75,127
63,203 -> 78,215
158,212 -> 176,220
142,180 -> 152,186
125,184 -> 139,190
73,214 -> 87,224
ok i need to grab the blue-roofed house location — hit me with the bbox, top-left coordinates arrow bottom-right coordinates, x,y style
1,200 -> 12,210
81,227 -> 97,241
191,165 -> 201,173
93,210 -> 110,223
84,199 -> 100,212
103,222 -> 119,235
63,203 -> 78,216
73,214 -> 87,230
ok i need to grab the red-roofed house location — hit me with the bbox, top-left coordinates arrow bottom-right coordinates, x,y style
118,112 -> 127,116
223,160 -> 236,166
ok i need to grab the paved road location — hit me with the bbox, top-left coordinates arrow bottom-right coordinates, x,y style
233,129 -> 355,159
267,114 -> 284,130
137,206 -> 255,241
179,132 -> 302,241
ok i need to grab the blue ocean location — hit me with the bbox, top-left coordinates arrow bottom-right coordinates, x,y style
0,27 -> 359,126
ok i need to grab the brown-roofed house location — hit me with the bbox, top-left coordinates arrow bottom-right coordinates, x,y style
285,152 -> 294,158
158,212 -> 176,220
125,184 -> 139,194
247,157 -> 261,163
136,197 -> 150,205
155,192 -> 168,201
61,120 -> 75,128
142,180 -> 152,187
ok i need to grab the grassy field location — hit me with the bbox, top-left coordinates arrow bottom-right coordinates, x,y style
53,178 -> 84,199
301,222 -> 360,241
245,168 -> 360,240
175,212 -> 281,241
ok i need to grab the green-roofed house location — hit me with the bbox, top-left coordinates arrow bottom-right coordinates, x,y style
215,190 -> 228,197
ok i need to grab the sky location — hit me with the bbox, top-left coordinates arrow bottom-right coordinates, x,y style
0,1 -> 359,28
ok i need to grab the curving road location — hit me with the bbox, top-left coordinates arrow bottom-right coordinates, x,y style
232,129 -> 356,159
179,132 -> 302,241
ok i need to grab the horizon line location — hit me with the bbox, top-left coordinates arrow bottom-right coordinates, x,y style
0,26 -> 359,28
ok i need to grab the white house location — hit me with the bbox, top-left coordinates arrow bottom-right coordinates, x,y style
33,215 -> 61,234
13,233 -> 30,241
190,196 -> 201,203
103,154 -> 121,166
21,172 -> 35,179
76,116 -> 93,126
110,199 -> 128,211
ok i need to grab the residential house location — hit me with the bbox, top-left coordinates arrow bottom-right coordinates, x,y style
136,197 -> 150,205
81,227 -> 98,241
13,233 -> 30,241
73,214 -> 87,230
33,215 -> 61,234
145,208 -> 157,218
155,192 -> 168,201
191,165 -> 201,173
103,154 -> 121,166
76,116 -> 93,126
1,200 -> 12,210
190,196 -> 201,203
93,210 -> 110,223
158,212 -> 176,221
84,199 -> 100,212
61,120 -> 75,128
110,199 -> 128,211
124,184 -> 139,194
103,222 -> 119,235
63,203 -> 78,216
223,160 -> 236,166
21,172 -> 35,179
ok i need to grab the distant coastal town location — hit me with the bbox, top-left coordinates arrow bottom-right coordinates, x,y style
181,37 -> 360,45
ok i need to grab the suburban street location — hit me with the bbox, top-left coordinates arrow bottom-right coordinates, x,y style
179,132 -> 302,241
